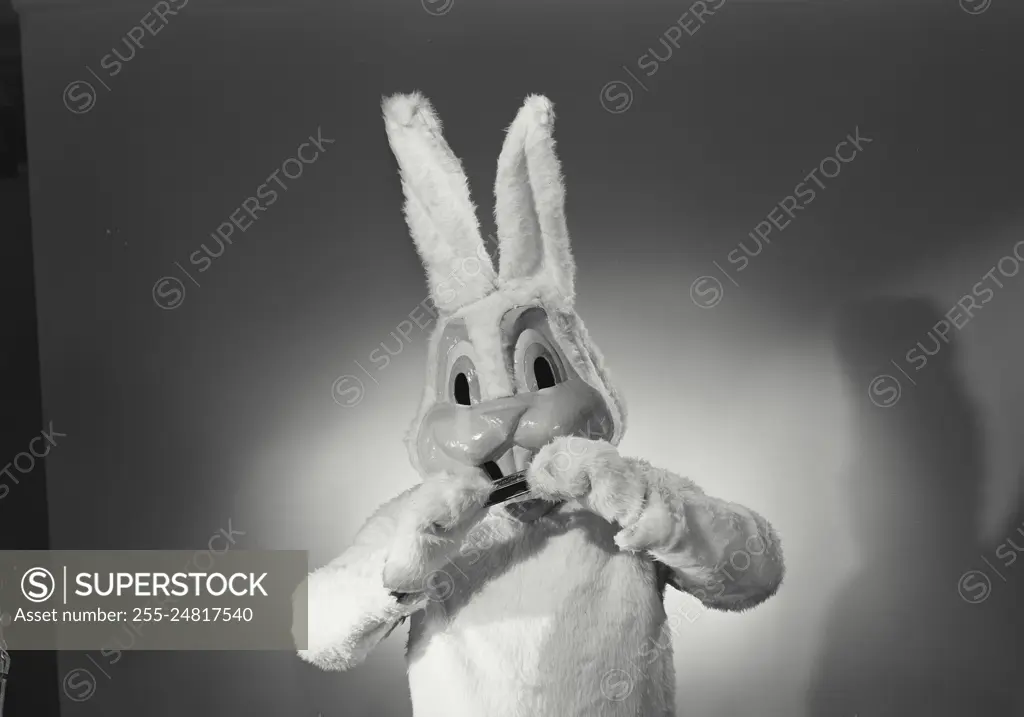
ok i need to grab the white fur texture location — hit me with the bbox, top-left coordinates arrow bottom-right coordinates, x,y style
494,95 -> 576,304
529,438 -> 785,612
382,92 -> 497,314
300,451 -> 783,715
295,488 -> 427,671
382,470 -> 494,593
302,480 -> 676,716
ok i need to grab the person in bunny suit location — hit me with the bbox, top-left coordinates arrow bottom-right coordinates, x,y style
294,92 -> 785,717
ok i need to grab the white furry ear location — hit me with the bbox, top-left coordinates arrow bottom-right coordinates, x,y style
382,92 -> 496,314
494,95 -> 575,303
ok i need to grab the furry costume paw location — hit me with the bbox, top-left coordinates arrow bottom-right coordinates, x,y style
526,437 -> 647,527
381,470 -> 491,593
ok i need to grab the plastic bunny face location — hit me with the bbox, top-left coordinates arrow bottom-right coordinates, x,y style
383,93 -> 626,520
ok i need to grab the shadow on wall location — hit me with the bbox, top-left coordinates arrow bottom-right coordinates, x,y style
806,296 -> 1023,716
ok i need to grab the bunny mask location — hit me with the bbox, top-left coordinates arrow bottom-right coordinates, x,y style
385,92 -> 626,521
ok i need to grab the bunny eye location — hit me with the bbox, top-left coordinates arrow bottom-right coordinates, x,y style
453,373 -> 471,405
532,354 -> 557,390
513,329 -> 566,393
447,349 -> 480,406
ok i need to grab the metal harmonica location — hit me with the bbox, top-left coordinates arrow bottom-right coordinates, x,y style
484,469 -> 531,507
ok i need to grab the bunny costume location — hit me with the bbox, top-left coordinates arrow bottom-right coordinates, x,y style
294,93 -> 784,717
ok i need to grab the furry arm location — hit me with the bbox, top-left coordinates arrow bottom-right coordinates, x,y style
613,458 -> 784,611
527,437 -> 784,611
293,488 -> 427,671
294,470 -> 493,670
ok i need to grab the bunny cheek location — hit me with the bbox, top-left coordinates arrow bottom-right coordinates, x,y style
513,378 -> 614,450
414,407 -> 469,477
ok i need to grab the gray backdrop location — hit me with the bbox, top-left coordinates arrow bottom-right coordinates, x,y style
12,0 -> 1024,714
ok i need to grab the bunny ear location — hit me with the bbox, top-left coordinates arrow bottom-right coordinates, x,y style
383,92 -> 496,314
493,95 -> 575,304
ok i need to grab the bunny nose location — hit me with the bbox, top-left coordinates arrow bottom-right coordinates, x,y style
426,399 -> 531,467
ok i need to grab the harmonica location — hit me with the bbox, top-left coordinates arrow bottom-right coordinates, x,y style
485,469 -> 531,507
